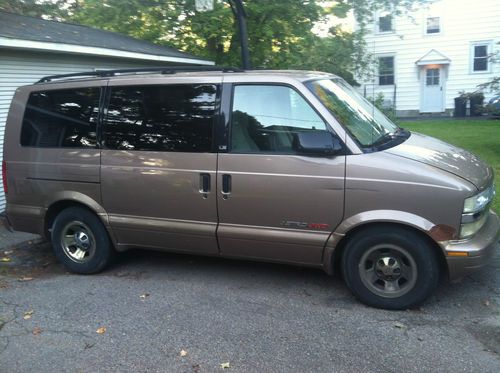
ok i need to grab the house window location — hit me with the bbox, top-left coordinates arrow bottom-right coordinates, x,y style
426,17 -> 440,34
378,56 -> 394,85
378,13 -> 393,32
472,44 -> 489,72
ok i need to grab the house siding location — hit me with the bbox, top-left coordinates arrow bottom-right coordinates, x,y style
359,0 -> 500,115
0,49 -> 182,212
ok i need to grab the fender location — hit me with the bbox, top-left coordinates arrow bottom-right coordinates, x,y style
322,209 -> 456,274
44,191 -> 119,248
45,191 -> 109,223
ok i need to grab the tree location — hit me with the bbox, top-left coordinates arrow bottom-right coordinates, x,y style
63,1 -> 327,68
67,0 -> 186,44
1,1 -> 425,84
0,0 -> 67,18
291,27 -> 358,84
339,0 -> 426,29
61,1 -> 361,81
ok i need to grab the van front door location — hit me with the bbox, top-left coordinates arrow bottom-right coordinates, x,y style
101,81 -> 220,254
216,84 -> 345,265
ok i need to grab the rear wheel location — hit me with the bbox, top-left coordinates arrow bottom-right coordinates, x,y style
342,226 -> 440,310
51,207 -> 114,274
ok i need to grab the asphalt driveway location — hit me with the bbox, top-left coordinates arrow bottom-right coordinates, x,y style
1,239 -> 499,372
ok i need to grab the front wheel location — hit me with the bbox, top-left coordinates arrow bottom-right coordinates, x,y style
51,207 -> 114,274
342,226 -> 440,310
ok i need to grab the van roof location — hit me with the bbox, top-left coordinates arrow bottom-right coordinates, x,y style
34,67 -> 335,85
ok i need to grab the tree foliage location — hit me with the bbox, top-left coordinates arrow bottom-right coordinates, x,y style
346,0 -> 425,29
0,1 -> 425,84
478,43 -> 499,94
62,1 -> 331,70
0,0 -> 67,18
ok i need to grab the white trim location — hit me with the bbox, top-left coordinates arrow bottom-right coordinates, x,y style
416,59 -> 449,66
0,36 -> 214,65
415,49 -> 451,66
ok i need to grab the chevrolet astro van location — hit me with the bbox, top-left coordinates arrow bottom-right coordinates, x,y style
3,67 -> 498,309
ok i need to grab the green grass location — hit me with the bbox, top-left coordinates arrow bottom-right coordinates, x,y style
401,119 -> 500,212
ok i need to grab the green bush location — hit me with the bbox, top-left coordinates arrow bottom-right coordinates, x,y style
368,92 -> 398,123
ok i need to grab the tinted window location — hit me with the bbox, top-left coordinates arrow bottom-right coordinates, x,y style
104,84 -> 217,152
21,88 -> 100,148
230,85 -> 327,154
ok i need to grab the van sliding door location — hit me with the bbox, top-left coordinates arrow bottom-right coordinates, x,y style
100,78 -> 221,254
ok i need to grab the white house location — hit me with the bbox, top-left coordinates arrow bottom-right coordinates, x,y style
357,0 -> 499,117
0,11 -> 213,212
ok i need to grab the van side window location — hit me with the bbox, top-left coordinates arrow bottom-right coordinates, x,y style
20,88 -> 100,148
230,85 -> 327,154
104,84 -> 217,152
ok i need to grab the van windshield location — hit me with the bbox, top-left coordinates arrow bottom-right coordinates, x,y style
308,78 -> 405,149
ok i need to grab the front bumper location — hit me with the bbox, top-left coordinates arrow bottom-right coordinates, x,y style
442,210 -> 500,280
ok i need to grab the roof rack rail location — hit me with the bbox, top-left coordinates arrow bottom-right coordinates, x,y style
36,66 -> 244,83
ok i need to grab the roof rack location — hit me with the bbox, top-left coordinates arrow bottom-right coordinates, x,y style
36,66 -> 244,83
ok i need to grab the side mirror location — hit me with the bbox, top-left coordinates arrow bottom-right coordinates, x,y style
293,130 -> 343,156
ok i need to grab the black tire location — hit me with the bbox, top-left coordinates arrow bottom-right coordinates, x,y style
51,206 -> 114,274
342,226 -> 440,310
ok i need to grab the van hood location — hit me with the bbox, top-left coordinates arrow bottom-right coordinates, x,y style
385,132 -> 493,191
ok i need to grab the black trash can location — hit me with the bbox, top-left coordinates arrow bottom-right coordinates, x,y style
454,97 -> 467,117
470,94 -> 484,116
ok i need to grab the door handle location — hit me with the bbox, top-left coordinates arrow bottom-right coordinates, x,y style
199,173 -> 210,198
222,174 -> 231,199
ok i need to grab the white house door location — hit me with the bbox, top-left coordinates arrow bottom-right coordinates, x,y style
421,67 -> 444,113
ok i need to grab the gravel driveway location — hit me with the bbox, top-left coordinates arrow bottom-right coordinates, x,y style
1,240 -> 499,372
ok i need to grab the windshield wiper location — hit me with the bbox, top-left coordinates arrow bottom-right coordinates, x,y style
370,128 -> 408,148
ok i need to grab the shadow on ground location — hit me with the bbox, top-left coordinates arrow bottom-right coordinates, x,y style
1,239 -> 499,372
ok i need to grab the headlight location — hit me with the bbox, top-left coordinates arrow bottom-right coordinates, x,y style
460,212 -> 488,239
463,185 -> 495,214
460,185 -> 495,239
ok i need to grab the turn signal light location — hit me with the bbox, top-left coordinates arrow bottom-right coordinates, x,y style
446,251 -> 469,257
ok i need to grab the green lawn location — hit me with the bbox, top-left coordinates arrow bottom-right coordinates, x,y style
401,119 -> 500,212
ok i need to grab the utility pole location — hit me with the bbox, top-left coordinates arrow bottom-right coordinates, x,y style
196,0 -> 251,69
229,0 -> 251,69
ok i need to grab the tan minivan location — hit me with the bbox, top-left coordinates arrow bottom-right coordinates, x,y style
3,67 -> 498,309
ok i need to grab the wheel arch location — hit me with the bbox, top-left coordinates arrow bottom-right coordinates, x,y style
43,194 -> 114,245
323,215 -> 449,278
